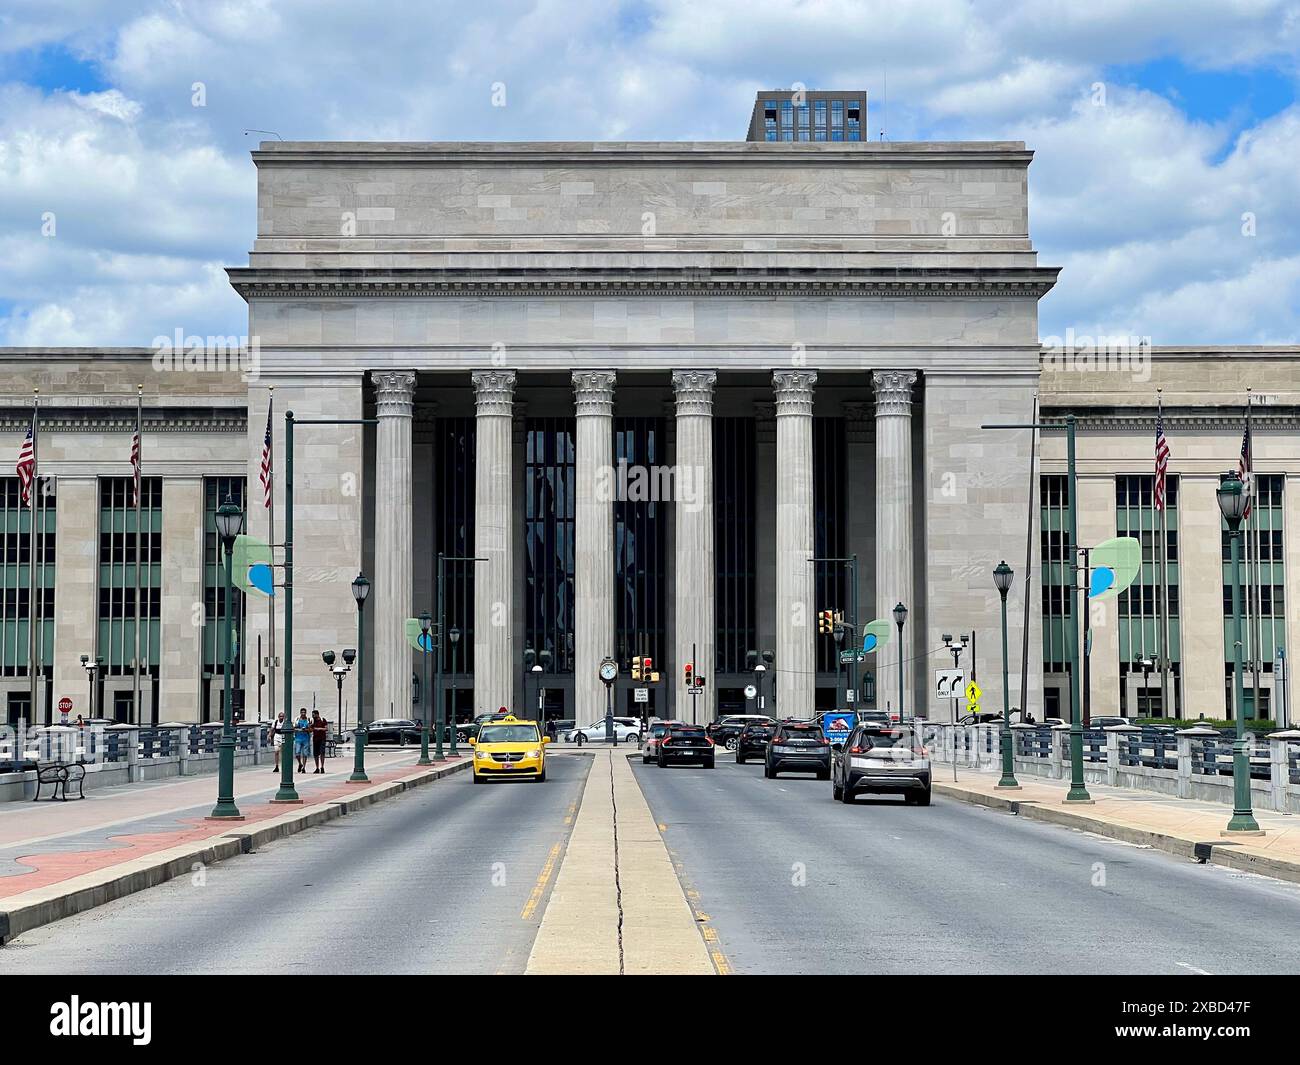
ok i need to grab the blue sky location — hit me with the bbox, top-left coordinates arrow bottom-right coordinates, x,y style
0,0 -> 1297,345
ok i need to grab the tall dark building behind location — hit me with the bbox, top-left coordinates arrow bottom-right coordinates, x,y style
746,90 -> 867,141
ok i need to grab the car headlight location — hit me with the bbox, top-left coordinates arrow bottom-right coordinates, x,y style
526,749 -> 542,759
475,749 -> 492,760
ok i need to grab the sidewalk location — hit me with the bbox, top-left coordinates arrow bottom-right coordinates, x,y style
934,767 -> 1300,883
0,749 -> 468,942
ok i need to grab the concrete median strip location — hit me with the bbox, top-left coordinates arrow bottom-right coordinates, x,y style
526,750 -> 714,975
0,759 -> 469,944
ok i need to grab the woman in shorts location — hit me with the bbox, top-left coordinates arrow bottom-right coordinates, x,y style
293,708 -> 311,773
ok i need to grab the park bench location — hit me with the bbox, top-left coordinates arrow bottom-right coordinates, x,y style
33,760 -> 87,802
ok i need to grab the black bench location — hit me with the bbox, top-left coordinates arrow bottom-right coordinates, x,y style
33,760 -> 87,801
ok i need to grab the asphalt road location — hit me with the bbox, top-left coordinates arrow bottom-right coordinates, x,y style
0,757 -> 590,975
632,755 -> 1300,975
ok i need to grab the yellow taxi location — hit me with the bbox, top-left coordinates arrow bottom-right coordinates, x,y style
470,714 -> 550,782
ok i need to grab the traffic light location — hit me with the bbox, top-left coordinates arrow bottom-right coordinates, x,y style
694,672 -> 706,688
631,657 -> 642,681
817,609 -> 834,634
684,662 -> 693,687
645,658 -> 659,683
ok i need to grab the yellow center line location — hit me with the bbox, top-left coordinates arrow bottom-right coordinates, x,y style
520,840 -> 563,921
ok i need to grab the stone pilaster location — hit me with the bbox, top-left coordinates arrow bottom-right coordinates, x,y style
773,370 -> 817,719
472,370 -> 517,715
52,479 -> 99,725
573,370 -> 616,728
754,402 -> 777,669
672,370 -> 716,725
874,370 -> 918,717
372,370 -> 416,721
843,401 -> 875,704
159,478 -> 204,723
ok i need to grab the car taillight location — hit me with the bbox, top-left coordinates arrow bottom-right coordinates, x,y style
849,745 -> 866,754
913,746 -> 929,757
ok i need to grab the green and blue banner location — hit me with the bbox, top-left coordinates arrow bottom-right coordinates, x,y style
861,619 -> 893,654
1089,536 -> 1142,601
232,534 -> 274,598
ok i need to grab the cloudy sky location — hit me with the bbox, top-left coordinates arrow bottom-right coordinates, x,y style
0,0 -> 1297,346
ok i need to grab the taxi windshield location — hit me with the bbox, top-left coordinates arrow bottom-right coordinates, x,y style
478,725 -> 540,744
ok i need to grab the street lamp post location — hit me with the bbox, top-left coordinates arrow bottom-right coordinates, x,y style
538,649 -> 553,722
893,603 -> 908,724
449,625 -> 461,755
418,611 -> 434,764
208,496 -> 244,820
349,574 -> 370,782
943,633 -> 967,782
832,624 -> 845,707
1217,472 -> 1262,835
993,561 -> 1019,789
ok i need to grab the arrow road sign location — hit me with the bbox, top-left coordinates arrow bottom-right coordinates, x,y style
935,669 -> 963,699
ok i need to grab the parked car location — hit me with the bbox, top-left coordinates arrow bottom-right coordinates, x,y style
566,717 -> 642,745
365,718 -> 424,745
764,720 -> 831,779
735,722 -> 776,764
708,715 -> 775,751
857,711 -> 892,728
454,713 -> 504,743
958,711 -> 1005,725
831,724 -> 931,805
656,724 -> 715,768
1087,716 -> 1131,729
642,720 -> 686,763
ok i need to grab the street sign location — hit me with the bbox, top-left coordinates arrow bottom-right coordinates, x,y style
58,696 -> 73,714
633,687 -> 649,704
965,681 -> 983,704
967,702 -> 981,715
935,669 -> 963,699
838,650 -> 867,664
744,683 -> 757,700
845,689 -> 855,704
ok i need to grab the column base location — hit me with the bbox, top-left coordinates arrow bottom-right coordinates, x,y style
347,774 -> 371,783
994,783 -> 1022,791
204,814 -> 246,821
1220,828 -> 1266,837
270,797 -> 304,805
1062,796 -> 1095,805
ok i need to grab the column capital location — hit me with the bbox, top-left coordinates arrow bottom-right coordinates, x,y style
772,369 -> 817,417
472,369 -> 516,416
872,370 -> 919,417
372,370 -> 417,418
572,370 -> 617,417
671,370 -> 717,416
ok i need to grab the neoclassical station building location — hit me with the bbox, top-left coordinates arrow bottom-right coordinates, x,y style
2,134 -> 1296,729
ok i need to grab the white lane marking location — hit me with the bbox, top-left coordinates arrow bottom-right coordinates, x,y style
1176,961 -> 1211,975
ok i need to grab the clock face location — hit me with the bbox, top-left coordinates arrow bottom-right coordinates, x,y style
599,660 -> 618,682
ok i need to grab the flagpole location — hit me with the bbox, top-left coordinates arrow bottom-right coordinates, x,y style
134,384 -> 143,726
1247,390 -> 1262,722
1156,391 -> 1169,718
28,389 -> 39,726
267,387 -> 276,727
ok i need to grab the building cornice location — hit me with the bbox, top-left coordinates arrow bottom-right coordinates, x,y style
227,266 -> 1059,301
0,410 -> 247,433
1040,408 -> 1300,432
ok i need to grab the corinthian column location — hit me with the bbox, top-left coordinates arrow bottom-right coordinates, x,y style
472,370 -> 516,715
672,370 -> 716,725
773,370 -> 817,719
372,370 -> 417,721
873,369 -> 918,716
573,370 -> 617,728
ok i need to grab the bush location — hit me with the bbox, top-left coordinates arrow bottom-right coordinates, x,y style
1136,717 -> 1281,734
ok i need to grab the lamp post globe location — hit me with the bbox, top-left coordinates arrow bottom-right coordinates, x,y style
993,561 -> 1019,789
1217,471 -> 1261,833
208,496 -> 244,821
348,574 -> 369,785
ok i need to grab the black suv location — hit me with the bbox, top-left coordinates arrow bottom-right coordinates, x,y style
708,715 -> 775,751
735,722 -> 775,764
656,725 -> 716,769
764,720 -> 831,779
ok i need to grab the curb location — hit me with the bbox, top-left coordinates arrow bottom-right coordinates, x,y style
0,759 -> 470,944
932,780 -> 1300,886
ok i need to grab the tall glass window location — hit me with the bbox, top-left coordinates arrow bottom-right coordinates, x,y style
525,418 -> 575,673
434,418 -> 476,675
614,417 -> 667,670
202,478 -> 245,723
1,477 -> 54,723
1040,475 -> 1072,706
1221,473 -> 1285,719
102,477 -> 161,688
1115,475 -> 1181,716
714,418 -> 756,674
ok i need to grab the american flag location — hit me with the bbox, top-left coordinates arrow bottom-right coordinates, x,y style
1153,406 -> 1171,512
259,405 -> 273,509
1237,423 -> 1253,520
15,418 -> 35,508
129,425 -> 141,508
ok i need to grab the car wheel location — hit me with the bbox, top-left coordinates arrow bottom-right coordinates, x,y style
575,733 -> 586,747
657,755 -> 667,768
704,758 -> 715,769
915,788 -> 932,807
840,781 -> 855,804
473,771 -> 485,783
816,769 -> 830,781
831,770 -> 842,800
764,763 -> 775,779
398,733 -> 409,747
625,733 -> 640,745
724,737 -> 739,751
537,768 -> 547,783
735,754 -> 745,765
456,731 -> 469,743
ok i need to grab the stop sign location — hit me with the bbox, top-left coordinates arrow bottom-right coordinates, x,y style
58,697 -> 73,714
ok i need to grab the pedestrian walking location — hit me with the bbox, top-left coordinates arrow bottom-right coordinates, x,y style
270,710 -> 286,771
545,717 -> 557,743
293,707 -> 311,773
310,709 -> 329,774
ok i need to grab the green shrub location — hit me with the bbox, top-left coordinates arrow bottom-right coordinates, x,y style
1135,716 -> 1281,734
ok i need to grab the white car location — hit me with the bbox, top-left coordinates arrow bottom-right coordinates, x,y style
565,718 -> 642,745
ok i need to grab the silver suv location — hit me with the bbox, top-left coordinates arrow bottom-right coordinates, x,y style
830,725 -> 931,805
